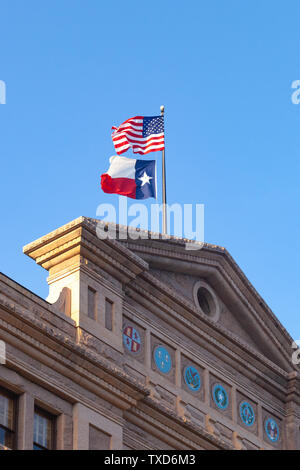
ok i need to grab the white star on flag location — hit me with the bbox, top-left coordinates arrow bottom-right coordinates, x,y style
138,171 -> 153,186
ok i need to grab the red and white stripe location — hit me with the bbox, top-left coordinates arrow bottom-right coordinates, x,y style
111,116 -> 164,155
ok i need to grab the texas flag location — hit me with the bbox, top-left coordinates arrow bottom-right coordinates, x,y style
101,155 -> 156,200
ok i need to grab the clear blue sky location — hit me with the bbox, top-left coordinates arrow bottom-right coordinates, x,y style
0,1 -> 299,339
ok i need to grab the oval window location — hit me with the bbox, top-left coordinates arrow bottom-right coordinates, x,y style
197,287 -> 212,315
193,281 -> 220,322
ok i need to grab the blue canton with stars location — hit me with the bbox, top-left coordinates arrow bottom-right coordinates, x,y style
142,116 -> 164,137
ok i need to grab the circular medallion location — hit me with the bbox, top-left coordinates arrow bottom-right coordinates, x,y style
265,418 -> 279,443
154,346 -> 172,374
123,325 -> 141,353
213,384 -> 229,410
239,401 -> 255,426
184,366 -> 201,391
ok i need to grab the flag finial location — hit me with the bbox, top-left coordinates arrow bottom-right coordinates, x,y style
160,105 -> 165,115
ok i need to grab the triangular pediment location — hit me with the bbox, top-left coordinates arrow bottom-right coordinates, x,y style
120,235 -> 294,373
149,268 -> 260,351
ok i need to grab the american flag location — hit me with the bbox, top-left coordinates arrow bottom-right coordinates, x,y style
111,115 -> 165,155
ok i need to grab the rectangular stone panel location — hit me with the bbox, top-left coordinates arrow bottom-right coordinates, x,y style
89,425 -> 111,450
151,335 -> 175,384
236,391 -> 258,435
123,317 -> 145,364
262,408 -> 282,449
209,374 -> 232,420
181,355 -> 205,401
105,298 -> 113,331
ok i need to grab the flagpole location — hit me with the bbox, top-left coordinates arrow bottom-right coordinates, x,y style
161,105 -> 167,235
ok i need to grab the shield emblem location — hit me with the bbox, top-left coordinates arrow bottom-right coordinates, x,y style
123,326 -> 141,353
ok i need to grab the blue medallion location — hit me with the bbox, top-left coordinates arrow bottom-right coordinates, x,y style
184,366 -> 201,392
213,384 -> 229,410
154,346 -> 172,374
239,401 -> 255,426
265,418 -> 279,443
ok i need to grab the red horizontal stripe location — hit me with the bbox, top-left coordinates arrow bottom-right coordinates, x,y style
113,132 -> 164,145
113,127 -> 143,137
119,116 -> 143,125
112,116 -> 144,130
118,122 -> 143,130
124,136 -> 164,146
112,138 -> 164,152
126,131 -> 163,140
112,140 -> 130,149
132,144 -> 164,155
112,129 -> 143,140
116,146 -> 130,155
101,174 -> 136,198
119,142 -> 164,151
112,139 -> 130,147
115,124 -> 143,132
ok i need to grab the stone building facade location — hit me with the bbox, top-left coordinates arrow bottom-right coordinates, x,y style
0,216 -> 299,450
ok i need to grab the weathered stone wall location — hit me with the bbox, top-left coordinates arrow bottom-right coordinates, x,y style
0,216 -> 298,450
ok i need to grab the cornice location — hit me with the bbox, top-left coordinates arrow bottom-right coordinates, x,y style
123,429 -> 154,450
143,269 -> 290,372
123,241 -> 294,369
118,229 -> 292,348
0,273 -> 75,329
0,294 -> 150,406
124,282 -> 290,400
125,398 -> 234,450
122,303 -> 287,416
5,352 -> 126,427
23,217 -> 149,285
22,216 -> 292,366
23,216 -> 292,350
